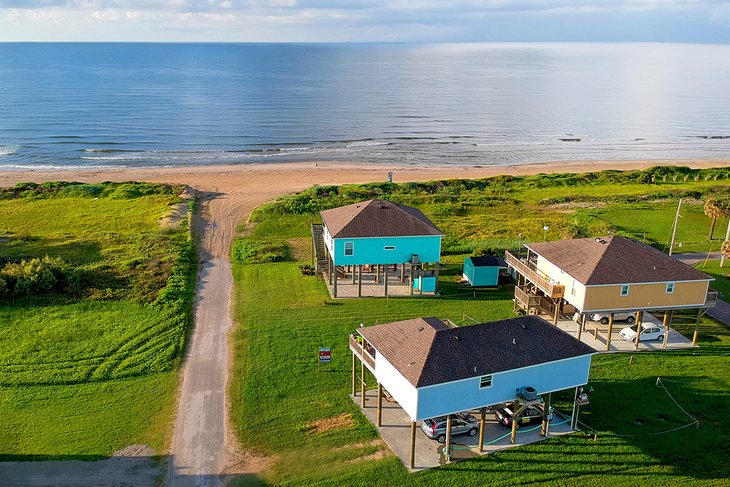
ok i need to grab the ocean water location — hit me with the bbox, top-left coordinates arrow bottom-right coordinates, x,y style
0,42 -> 729,170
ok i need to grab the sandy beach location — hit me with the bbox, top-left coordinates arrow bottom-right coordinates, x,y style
1,158 -> 727,258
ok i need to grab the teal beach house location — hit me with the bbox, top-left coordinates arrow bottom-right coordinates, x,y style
313,200 -> 443,298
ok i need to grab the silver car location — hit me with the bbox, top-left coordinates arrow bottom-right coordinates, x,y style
589,312 -> 635,325
420,412 -> 478,443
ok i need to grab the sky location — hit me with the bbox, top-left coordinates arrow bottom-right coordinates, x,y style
1,1 -> 730,43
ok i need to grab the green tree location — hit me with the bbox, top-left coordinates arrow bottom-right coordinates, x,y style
703,197 -> 730,240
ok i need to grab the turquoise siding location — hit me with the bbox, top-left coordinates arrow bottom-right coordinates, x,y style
415,355 -> 592,420
464,258 -> 499,286
414,276 -> 437,292
332,235 -> 441,266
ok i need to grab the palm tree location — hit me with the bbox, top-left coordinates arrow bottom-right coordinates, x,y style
703,197 -> 730,241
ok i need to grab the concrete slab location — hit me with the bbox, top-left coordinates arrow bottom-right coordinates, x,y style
554,312 -> 694,352
325,269 -> 436,298
352,390 -> 573,472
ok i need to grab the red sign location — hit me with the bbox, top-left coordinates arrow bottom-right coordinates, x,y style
319,347 -> 332,364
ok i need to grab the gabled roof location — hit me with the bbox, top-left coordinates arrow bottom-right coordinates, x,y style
468,255 -> 507,268
358,316 -> 594,388
320,199 -> 443,238
525,236 -> 711,286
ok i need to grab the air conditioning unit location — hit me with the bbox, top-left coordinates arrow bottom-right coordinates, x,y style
516,386 -> 539,401
411,254 -> 420,264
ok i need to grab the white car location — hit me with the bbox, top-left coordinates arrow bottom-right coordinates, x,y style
589,312 -> 635,325
620,323 -> 666,342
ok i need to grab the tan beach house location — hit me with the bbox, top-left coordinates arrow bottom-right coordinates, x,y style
505,236 -> 717,349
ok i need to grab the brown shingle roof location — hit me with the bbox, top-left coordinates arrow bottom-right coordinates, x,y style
320,200 -> 443,238
358,316 -> 594,388
525,236 -> 711,285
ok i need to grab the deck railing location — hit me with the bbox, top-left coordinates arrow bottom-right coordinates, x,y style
349,334 -> 375,369
505,251 -> 564,298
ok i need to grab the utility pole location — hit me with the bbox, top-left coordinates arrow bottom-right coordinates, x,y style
668,198 -> 682,256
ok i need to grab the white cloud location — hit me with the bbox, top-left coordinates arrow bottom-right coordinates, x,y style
0,0 -> 729,41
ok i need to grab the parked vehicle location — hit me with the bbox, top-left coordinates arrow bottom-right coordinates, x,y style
494,403 -> 544,428
620,323 -> 666,342
421,412 -> 478,443
589,312 -> 635,325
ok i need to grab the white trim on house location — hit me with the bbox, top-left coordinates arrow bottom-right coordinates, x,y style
416,353 -> 595,392
587,278 -> 713,287
583,302 -> 710,313
332,234 -> 444,240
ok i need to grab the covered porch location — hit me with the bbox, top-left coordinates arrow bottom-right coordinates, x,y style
324,263 -> 440,298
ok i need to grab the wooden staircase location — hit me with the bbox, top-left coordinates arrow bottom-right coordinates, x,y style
311,224 -> 328,274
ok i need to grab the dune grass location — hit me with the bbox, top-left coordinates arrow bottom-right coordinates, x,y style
0,183 -> 195,458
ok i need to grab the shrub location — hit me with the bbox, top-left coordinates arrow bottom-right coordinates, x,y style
231,239 -> 289,264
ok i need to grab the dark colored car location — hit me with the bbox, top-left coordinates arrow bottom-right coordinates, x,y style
494,403 -> 544,428
420,412 -> 479,443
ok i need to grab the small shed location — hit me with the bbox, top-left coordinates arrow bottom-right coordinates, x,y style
463,255 -> 506,287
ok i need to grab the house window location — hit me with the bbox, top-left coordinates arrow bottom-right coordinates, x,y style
344,242 -> 354,256
384,245 -> 396,250
479,375 -> 493,389
666,282 -> 675,294
620,285 -> 630,296
570,282 -> 576,297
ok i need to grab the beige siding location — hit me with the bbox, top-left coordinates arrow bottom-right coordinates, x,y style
583,280 -> 710,312
536,256 -> 586,309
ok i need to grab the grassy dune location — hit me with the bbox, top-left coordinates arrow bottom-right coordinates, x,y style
0,182 -> 195,459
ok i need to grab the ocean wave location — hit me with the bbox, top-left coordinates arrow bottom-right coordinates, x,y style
0,145 -> 19,156
346,140 -> 389,148
80,147 -> 329,162
0,163 -> 123,171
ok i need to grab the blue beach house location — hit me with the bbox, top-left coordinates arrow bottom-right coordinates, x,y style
314,199 -> 443,298
349,315 -> 595,468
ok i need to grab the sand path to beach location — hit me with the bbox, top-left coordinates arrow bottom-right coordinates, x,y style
0,158 -> 724,486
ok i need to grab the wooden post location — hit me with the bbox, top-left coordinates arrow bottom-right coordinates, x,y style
351,351 -> 356,396
570,387 -> 580,430
409,420 -> 416,469
662,310 -> 671,349
384,264 -> 389,296
553,299 -> 560,325
333,265 -> 338,298
510,400 -> 520,444
357,265 -> 362,297
577,314 -> 585,340
400,263 -> 405,282
606,313 -> 614,351
376,264 -> 381,284
352,265 -> 356,284
541,393 -> 552,436
634,311 -> 643,351
445,415 -> 452,461
328,257 -> 333,285
692,309 -> 701,346
377,383 -> 383,427
434,262 -> 440,293
409,264 -> 414,296
360,359 -> 366,408
478,408 -> 486,452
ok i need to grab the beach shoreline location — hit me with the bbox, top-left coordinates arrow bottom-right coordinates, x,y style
0,158 -> 727,193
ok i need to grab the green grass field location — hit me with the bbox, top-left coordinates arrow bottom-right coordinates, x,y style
0,183 -> 195,459
231,168 -> 730,485
230,263 -> 730,486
